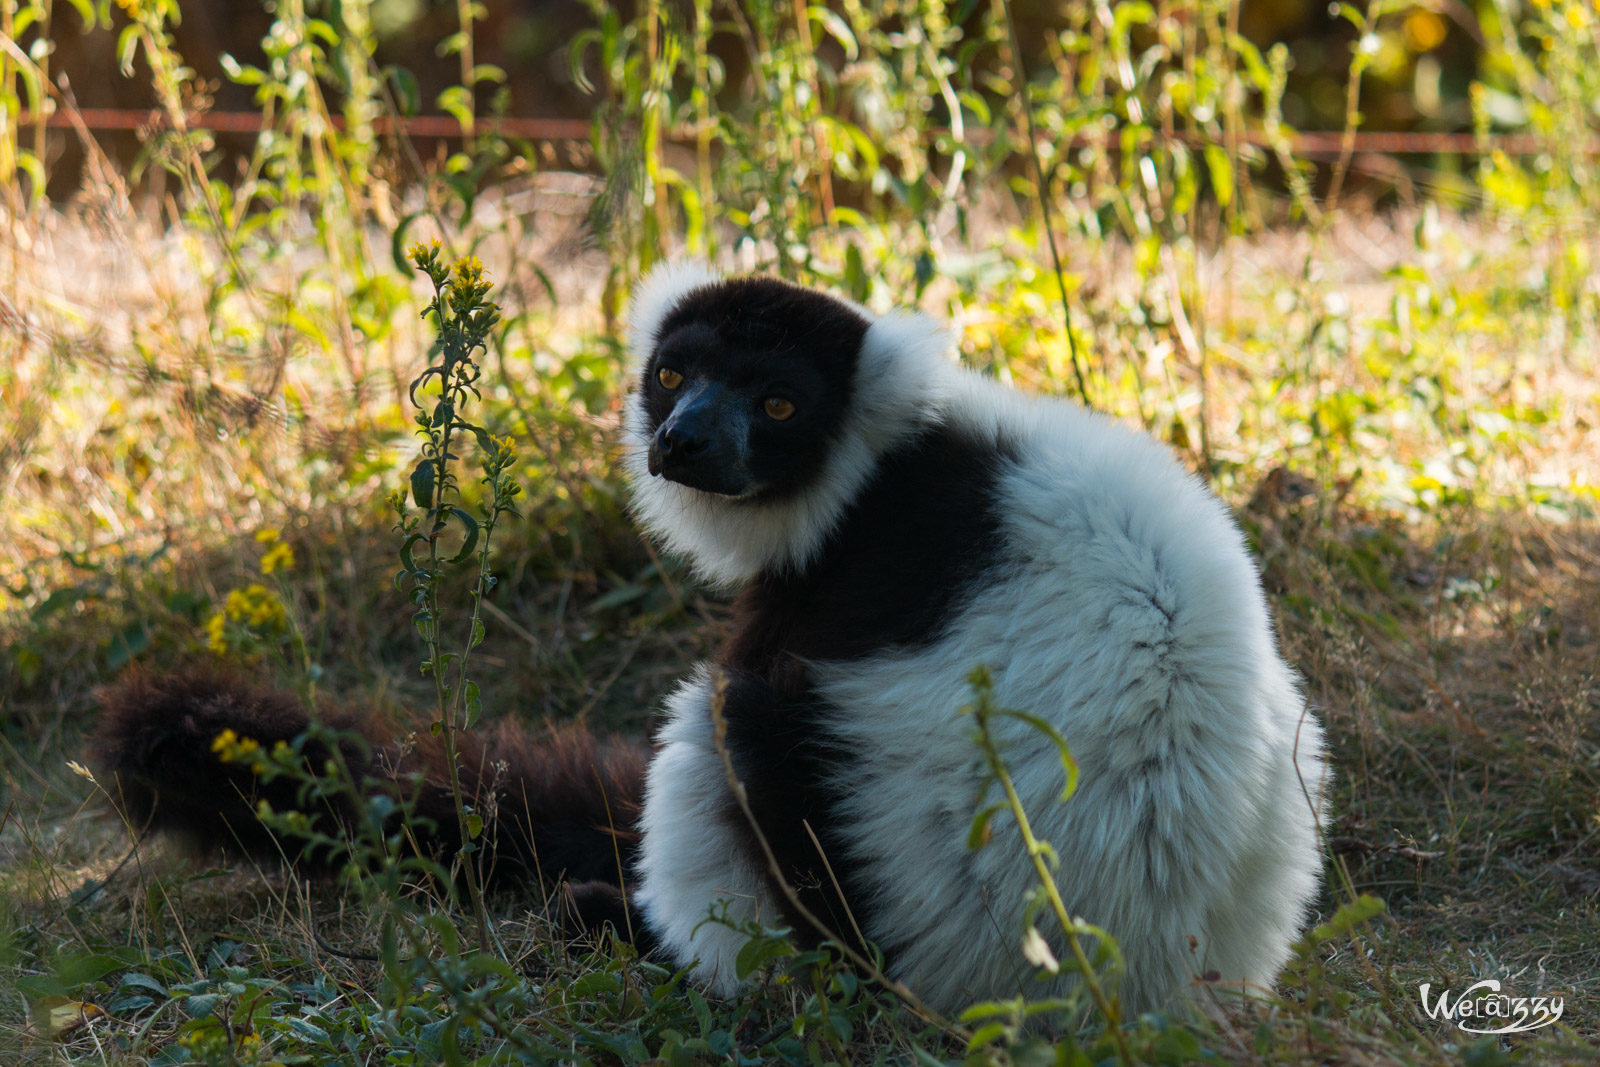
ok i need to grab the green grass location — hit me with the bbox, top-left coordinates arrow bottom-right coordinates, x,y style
3,0 -> 1600,1062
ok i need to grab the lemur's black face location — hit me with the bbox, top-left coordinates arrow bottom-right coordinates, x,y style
641,278 -> 869,500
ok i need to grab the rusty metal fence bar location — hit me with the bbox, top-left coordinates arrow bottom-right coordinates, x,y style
16,108 -> 1597,157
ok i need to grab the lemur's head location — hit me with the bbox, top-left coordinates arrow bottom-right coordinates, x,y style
636,271 -> 868,500
623,262 -> 955,585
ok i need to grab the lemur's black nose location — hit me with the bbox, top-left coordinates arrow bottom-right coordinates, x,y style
658,425 -> 710,458
646,387 -> 753,496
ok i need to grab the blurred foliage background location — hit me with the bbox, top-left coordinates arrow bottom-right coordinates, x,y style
19,0 -> 1550,199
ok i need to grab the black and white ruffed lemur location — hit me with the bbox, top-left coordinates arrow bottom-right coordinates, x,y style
91,262 -> 1327,1016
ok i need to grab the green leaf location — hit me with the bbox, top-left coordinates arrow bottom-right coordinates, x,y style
734,934 -> 795,979
1000,709 -> 1079,801
116,24 -> 141,76
1004,710 -> 1081,799
219,54 -> 266,86
1308,894 -> 1386,943
63,0 -> 97,26
106,622 -> 150,671
410,461 -> 435,509
399,532 -> 429,578
118,973 -> 169,996
386,65 -> 421,115
966,1021 -> 1009,1049
967,803 -> 1002,849
808,7 -> 858,58
183,994 -> 222,1019
446,507 -> 480,564
390,211 -> 423,273
843,243 -> 869,303
287,1017 -> 330,1043
566,971 -> 622,998
53,953 -> 126,989
1203,143 -> 1233,209
437,85 -> 474,130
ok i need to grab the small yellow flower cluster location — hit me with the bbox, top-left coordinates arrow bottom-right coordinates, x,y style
205,584 -> 288,654
258,532 -> 295,575
230,584 -> 287,628
407,237 -> 443,265
406,239 -> 498,327
179,1022 -> 262,1062
204,611 -> 228,653
211,727 -> 262,764
408,239 -> 448,287
484,432 -> 516,466
447,254 -> 495,313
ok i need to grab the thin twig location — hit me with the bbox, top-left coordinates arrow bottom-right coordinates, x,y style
703,671 -> 965,1039
992,0 -> 1093,408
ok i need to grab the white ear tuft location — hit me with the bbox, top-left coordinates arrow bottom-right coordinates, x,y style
850,310 -> 959,449
626,260 -> 723,368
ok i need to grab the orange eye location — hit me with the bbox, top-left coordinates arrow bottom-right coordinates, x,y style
657,366 -> 684,390
763,397 -> 796,421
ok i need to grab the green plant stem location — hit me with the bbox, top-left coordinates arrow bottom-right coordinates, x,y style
456,0 -> 477,150
31,0 -> 48,166
423,331 -> 493,956
970,702 -> 1133,1065
993,0 -> 1093,409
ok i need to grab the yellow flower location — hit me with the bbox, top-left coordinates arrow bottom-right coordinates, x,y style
408,238 -> 442,265
225,584 -> 286,629
447,255 -> 491,307
484,433 -> 516,465
206,583 -> 288,652
205,611 -> 229,653
260,540 -> 295,575
212,728 -> 261,763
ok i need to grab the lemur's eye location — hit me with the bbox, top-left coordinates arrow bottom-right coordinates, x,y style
763,397 -> 796,421
657,366 -> 684,390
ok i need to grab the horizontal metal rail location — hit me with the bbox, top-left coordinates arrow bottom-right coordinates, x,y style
17,107 -> 1595,156
25,107 -> 593,139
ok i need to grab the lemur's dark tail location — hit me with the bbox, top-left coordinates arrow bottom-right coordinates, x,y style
89,668 -> 648,905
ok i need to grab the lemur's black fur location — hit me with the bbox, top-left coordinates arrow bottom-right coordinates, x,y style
92,666 -> 648,936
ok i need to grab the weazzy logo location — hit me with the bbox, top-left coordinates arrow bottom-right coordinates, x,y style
1419,979 -> 1564,1035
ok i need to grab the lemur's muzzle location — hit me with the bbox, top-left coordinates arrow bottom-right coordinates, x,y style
648,381 -> 755,497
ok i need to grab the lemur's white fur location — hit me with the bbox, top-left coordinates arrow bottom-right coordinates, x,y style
630,668 -> 780,994
625,264 -> 1326,1014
